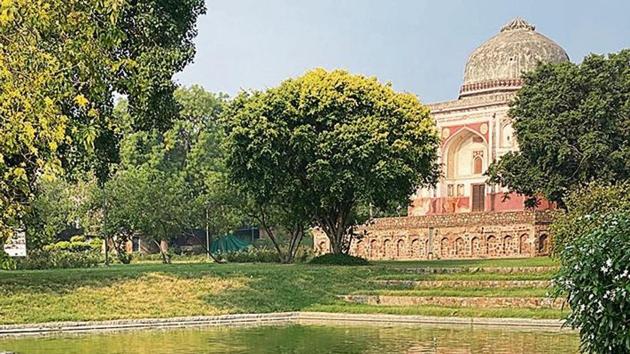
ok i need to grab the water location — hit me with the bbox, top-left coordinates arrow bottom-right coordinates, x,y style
0,324 -> 579,353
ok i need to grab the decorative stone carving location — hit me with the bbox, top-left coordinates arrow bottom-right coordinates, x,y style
479,123 -> 488,134
460,17 -> 569,98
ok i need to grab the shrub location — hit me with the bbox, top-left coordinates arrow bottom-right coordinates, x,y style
222,247 -> 282,263
554,212 -> 630,353
309,253 -> 369,266
15,249 -> 101,270
43,238 -> 101,253
552,182 -> 630,255
0,250 -> 16,270
70,235 -> 86,243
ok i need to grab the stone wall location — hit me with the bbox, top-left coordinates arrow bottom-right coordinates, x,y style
313,211 -> 555,260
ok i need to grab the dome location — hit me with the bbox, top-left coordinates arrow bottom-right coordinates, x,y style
459,18 -> 569,97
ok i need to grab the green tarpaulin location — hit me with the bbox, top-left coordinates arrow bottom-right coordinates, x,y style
210,234 -> 251,253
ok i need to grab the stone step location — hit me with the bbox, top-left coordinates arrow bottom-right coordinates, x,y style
339,295 -> 565,310
374,280 -> 551,289
394,266 -> 559,274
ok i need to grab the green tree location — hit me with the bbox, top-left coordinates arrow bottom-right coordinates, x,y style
23,175 -> 101,251
487,50 -> 630,207
101,166 -> 189,263
101,86 -> 241,263
224,69 -> 440,256
0,0 -> 205,244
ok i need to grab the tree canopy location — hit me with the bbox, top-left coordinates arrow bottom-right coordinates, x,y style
0,0 -> 205,243
487,49 -> 630,207
101,86 -> 241,263
224,69 -> 440,255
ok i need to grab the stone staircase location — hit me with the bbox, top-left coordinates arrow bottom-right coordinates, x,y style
393,266 -> 558,274
339,295 -> 565,310
335,264 -> 565,313
374,279 -> 551,288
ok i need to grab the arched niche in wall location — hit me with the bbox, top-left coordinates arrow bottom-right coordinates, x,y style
443,127 -> 488,179
500,121 -> 515,148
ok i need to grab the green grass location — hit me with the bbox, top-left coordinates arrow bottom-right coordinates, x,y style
0,257 -> 562,325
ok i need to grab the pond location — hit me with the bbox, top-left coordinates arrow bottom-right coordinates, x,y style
0,324 -> 579,354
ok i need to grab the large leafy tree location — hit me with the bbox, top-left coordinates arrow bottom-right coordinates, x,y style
101,86 -> 241,263
0,0 -> 205,244
224,69 -> 440,255
101,166 -> 189,263
487,50 -> 630,207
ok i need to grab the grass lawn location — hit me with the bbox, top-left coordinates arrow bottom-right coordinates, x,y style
0,257 -> 564,325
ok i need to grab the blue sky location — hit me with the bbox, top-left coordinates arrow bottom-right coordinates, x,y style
175,0 -> 630,103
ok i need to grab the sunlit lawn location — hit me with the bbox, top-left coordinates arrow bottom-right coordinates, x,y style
0,257 -> 563,325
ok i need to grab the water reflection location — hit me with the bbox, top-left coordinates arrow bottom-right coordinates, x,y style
0,323 -> 579,354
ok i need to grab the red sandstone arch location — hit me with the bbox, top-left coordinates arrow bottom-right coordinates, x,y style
470,237 -> 481,257
383,239 -> 393,259
454,237 -> 465,257
486,235 -> 499,257
410,238 -> 419,258
519,234 -> 530,255
396,239 -> 405,258
473,156 -> 483,175
503,235 -> 516,256
440,237 -> 449,258
369,239 -> 378,259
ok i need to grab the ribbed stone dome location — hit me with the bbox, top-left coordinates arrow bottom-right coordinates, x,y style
459,18 -> 569,97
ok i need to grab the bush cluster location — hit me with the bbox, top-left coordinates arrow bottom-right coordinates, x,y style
551,182 -> 630,255
43,236 -> 102,253
13,235 -> 103,270
222,248 -> 282,263
308,253 -> 369,266
0,250 -> 16,270
15,249 -> 101,270
554,211 -> 630,353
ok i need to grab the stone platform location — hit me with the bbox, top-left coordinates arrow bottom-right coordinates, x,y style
314,211 -> 555,260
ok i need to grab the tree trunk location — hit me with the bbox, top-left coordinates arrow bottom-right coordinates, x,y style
205,209 -> 224,263
104,236 -> 109,266
285,225 -> 305,263
154,239 -> 171,264
256,209 -> 287,263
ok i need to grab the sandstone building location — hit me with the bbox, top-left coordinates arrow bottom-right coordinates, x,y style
314,18 -> 567,260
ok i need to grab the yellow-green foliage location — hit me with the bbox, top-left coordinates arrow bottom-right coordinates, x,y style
0,0 -> 123,241
0,0 -> 206,244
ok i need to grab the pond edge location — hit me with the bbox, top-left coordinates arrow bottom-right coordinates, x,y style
0,312 -> 572,337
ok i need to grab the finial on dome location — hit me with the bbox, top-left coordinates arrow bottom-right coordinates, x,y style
500,17 -> 535,32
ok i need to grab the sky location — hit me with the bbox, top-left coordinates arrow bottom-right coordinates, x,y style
175,0 -> 630,103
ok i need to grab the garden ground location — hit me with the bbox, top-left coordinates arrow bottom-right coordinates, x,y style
0,257 -> 566,325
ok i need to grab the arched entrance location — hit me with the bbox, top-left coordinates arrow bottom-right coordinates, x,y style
396,239 -> 405,258
455,237 -> 465,257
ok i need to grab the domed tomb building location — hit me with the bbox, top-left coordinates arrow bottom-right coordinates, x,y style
411,17 -> 568,216
314,18 -> 569,260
